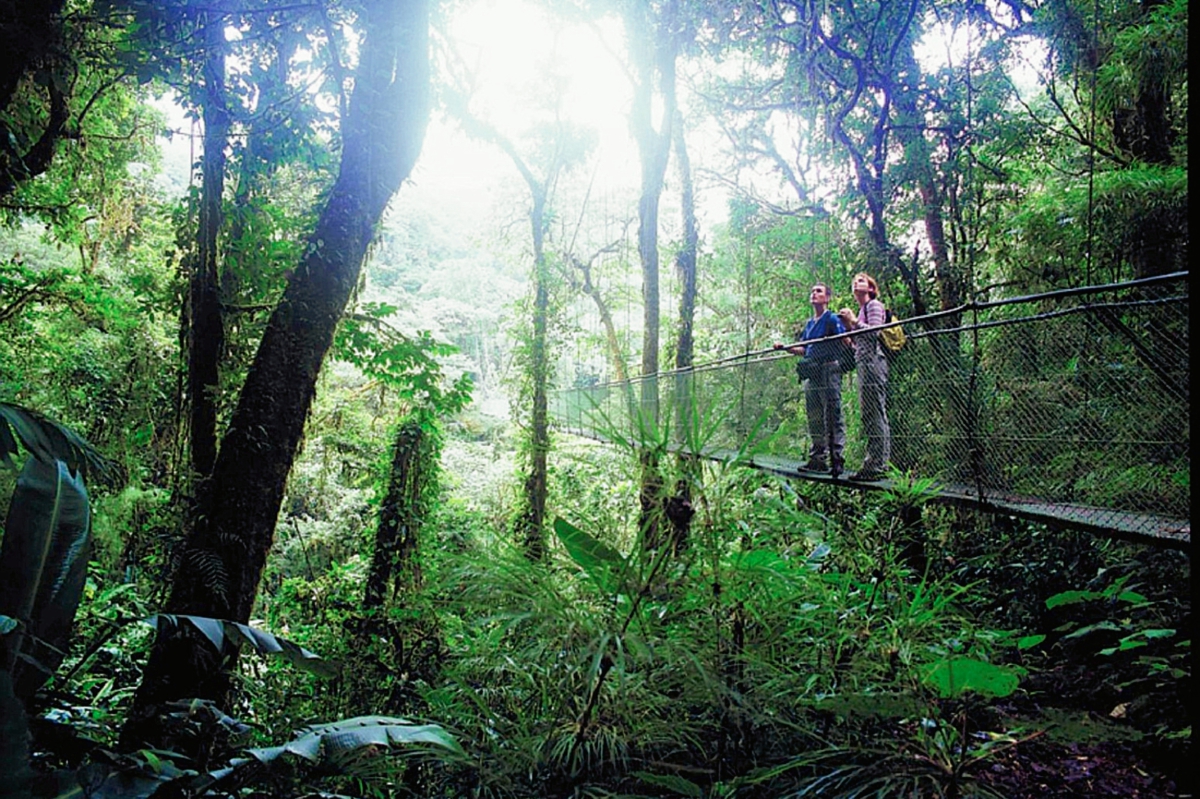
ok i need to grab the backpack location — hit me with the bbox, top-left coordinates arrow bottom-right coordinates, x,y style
880,308 -> 906,354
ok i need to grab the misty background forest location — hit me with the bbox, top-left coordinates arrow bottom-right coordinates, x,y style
0,0 -> 1189,797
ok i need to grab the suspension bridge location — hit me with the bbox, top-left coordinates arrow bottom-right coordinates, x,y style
549,272 -> 1190,550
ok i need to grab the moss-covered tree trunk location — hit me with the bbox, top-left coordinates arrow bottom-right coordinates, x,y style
669,109 -> 697,554
123,0 -> 430,749
509,176 -> 551,560
364,416 -> 432,610
353,412 -> 442,723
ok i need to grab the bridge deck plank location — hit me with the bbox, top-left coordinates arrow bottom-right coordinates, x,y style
693,447 -> 1189,550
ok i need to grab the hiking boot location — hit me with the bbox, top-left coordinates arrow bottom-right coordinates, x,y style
801,458 -> 828,472
830,457 -> 844,478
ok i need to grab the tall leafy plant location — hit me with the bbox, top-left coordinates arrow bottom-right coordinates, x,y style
0,402 -> 112,798
0,403 -> 115,700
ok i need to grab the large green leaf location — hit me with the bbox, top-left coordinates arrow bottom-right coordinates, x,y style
920,657 -> 1023,699
553,517 -> 623,570
211,717 -> 464,774
0,402 -> 117,485
187,716 -> 466,794
0,457 -> 92,702
553,517 -> 630,594
146,615 -> 338,678
31,717 -> 464,799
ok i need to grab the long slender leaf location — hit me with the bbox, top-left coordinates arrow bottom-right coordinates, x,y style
0,457 -> 91,701
633,770 -> 704,797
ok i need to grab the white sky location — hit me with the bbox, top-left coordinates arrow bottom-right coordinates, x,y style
154,2 -> 1050,247
408,1 -> 638,226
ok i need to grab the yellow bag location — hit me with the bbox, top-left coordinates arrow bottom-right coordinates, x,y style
880,309 -> 906,354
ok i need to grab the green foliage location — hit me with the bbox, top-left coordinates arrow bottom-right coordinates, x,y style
0,402 -> 117,482
146,614 -> 337,679
174,715 -> 466,797
0,1 -> 1190,795
333,301 -> 473,414
920,657 -> 1023,699
0,456 -> 92,702
1043,571 -> 1185,685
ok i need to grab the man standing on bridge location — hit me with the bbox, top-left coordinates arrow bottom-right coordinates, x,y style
775,283 -> 848,477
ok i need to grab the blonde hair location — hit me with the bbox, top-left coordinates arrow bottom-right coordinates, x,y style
852,272 -> 879,299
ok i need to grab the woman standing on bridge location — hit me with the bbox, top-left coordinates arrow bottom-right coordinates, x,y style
839,272 -> 891,480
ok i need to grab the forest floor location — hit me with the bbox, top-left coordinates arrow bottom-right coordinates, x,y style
976,737 -> 1184,798
972,661 -> 1190,798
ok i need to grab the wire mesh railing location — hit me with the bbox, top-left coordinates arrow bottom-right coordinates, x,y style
549,273 -> 1190,543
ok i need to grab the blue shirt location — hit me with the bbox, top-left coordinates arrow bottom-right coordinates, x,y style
800,310 -> 846,363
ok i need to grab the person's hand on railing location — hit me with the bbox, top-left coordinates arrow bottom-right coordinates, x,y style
774,342 -> 805,356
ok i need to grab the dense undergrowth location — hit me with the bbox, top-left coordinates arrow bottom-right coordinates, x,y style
16,421 -> 1189,798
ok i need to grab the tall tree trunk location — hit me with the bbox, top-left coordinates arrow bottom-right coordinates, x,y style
442,104 -> 560,562
672,110 -> 697,414
812,0 -> 927,314
518,188 -> 550,560
188,8 -> 229,481
669,109 -> 697,554
124,0 -> 430,749
624,0 -> 678,549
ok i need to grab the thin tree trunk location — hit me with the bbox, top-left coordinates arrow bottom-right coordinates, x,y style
518,189 -> 550,560
188,8 -> 229,480
124,0 -> 430,749
443,104 -> 556,561
569,253 -> 630,385
669,109 -> 698,554
672,110 -> 697,419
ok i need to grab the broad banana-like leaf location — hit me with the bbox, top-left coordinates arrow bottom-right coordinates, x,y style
146,615 -> 338,678
0,456 -> 92,702
0,671 -> 32,799
37,718 -> 464,797
0,402 -> 117,485
195,717 -> 464,791
243,716 -> 464,766
553,517 -> 628,594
